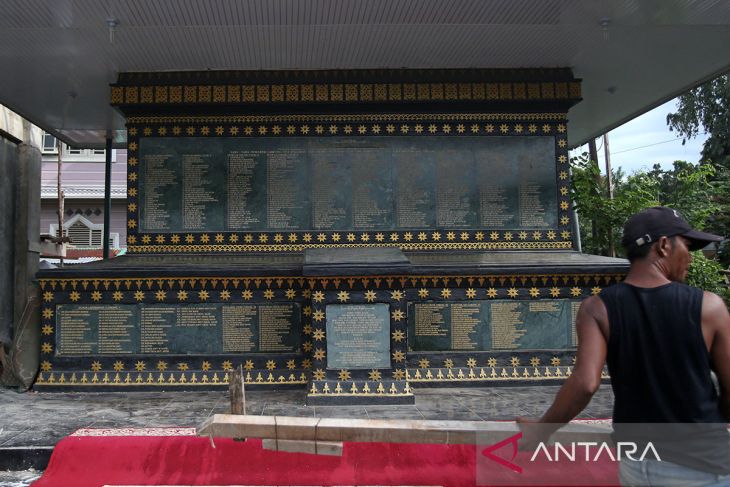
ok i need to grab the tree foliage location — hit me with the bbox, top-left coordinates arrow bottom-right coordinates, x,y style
571,156 -> 726,295
667,74 -> 730,264
571,152 -> 658,256
667,74 -> 730,169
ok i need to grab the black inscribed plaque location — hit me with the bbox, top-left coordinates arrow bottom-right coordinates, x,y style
488,300 -> 573,350
350,146 -> 394,230
407,302 -> 489,351
227,150 -> 268,230
140,141 -> 181,231
514,138 -> 557,228
311,143 -> 352,230
257,303 -> 302,352
221,303 -> 301,353
436,151 -> 478,227
408,299 -> 577,352
138,136 -> 558,234
394,145 -> 436,228
326,304 -> 390,369
140,304 -> 219,354
221,304 -> 258,353
476,139 -> 519,228
55,302 -> 302,356
265,147 -> 310,230
56,305 -> 138,356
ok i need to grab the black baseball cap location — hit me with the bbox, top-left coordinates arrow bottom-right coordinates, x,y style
622,206 -> 724,251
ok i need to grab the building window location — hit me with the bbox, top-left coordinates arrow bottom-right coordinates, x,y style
49,215 -> 119,248
42,132 -> 57,153
62,145 -> 106,160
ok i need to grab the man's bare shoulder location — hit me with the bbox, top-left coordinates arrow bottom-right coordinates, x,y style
702,291 -> 729,312
702,291 -> 730,326
579,295 -> 607,317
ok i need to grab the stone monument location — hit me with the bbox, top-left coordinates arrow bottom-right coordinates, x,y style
36,69 -> 628,404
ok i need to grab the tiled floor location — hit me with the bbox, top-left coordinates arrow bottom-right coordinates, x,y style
0,384 -> 614,449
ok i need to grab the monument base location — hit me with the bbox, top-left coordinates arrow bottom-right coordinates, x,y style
35,250 -> 627,404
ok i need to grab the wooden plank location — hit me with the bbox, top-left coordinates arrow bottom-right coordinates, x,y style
198,414 -> 612,446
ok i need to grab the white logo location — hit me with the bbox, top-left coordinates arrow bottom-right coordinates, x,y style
529,441 -> 661,463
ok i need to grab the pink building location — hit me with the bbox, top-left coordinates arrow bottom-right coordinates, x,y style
40,137 -> 127,259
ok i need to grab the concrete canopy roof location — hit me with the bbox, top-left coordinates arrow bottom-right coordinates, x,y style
1,0 -> 729,149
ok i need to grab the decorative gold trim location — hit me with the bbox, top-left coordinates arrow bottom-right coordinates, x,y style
34,371 -> 308,386
126,113 -> 567,124
406,366 -> 610,382
38,274 -> 623,289
307,392 -> 413,397
127,241 -> 573,253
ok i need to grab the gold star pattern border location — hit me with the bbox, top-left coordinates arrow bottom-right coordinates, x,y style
38,275 -> 619,296
124,116 -> 572,255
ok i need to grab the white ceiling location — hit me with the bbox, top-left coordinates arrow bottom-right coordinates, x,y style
1,0 -> 729,148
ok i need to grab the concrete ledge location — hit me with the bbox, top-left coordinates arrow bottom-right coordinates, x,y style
262,438 -> 344,456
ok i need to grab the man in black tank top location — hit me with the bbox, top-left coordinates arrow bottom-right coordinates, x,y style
517,207 -> 730,486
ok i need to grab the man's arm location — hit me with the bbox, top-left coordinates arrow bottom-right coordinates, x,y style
703,291 -> 730,420
518,295 -> 608,447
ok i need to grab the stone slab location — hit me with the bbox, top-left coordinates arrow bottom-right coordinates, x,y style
303,248 -> 411,276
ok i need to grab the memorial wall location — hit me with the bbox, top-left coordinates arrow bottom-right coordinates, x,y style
138,136 -> 557,235
35,70 -> 629,401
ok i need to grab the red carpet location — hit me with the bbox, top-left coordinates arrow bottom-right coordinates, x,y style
32,427 -> 619,487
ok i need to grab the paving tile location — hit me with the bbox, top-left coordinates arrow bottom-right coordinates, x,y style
0,429 -> 30,447
143,417 -> 203,428
363,406 -> 424,420
313,406 -> 368,419
416,408 -> 483,421
261,405 -> 315,417
211,402 -> 266,416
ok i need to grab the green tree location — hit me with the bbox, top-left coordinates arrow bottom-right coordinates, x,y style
667,74 -> 730,264
646,160 -> 718,229
572,156 -> 726,299
571,157 -> 718,256
572,156 -> 726,298
667,74 -> 730,169
570,152 -> 657,256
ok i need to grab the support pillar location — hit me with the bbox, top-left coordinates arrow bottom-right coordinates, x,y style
0,136 -> 18,347
0,131 -> 42,389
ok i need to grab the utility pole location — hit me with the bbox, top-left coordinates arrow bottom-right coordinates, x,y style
603,133 -> 615,257
588,138 -> 600,251
56,139 -> 65,267
103,136 -> 112,260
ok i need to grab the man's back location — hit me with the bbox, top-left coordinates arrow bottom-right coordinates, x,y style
517,207 -> 730,484
600,281 -> 723,424
600,281 -> 730,475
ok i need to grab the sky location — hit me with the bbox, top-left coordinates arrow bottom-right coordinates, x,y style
569,99 -> 708,175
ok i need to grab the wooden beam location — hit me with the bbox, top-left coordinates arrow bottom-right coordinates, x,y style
229,365 -> 246,415
198,414 -> 612,446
